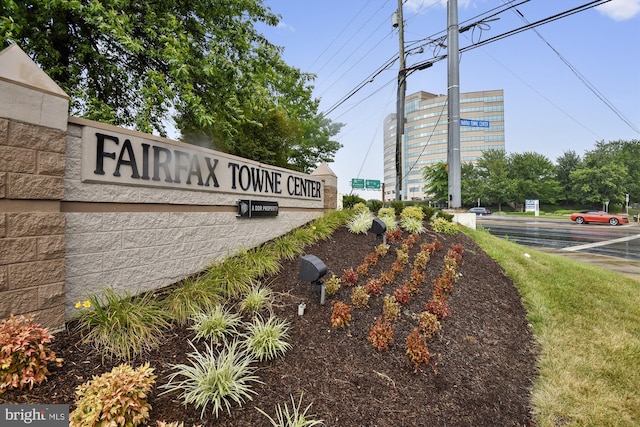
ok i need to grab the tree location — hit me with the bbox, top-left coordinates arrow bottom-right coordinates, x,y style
422,162 -> 448,204
475,149 -> 512,211
555,151 -> 582,205
0,0 -> 342,171
508,152 -> 560,210
461,162 -> 481,207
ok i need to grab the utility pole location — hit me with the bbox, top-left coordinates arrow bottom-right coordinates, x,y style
447,0 -> 461,209
394,0 -> 406,201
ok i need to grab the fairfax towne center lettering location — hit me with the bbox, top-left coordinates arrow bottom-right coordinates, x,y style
80,127 -> 323,200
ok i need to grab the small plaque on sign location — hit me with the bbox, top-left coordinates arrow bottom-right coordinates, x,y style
237,200 -> 279,218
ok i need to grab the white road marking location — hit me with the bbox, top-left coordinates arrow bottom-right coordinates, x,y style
562,234 -> 640,252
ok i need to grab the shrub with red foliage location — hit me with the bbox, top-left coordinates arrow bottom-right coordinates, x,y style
394,284 -> 412,305
341,267 -> 358,286
330,301 -> 352,328
425,298 -> 451,320
406,327 -> 432,372
367,319 -> 394,352
364,278 -> 383,296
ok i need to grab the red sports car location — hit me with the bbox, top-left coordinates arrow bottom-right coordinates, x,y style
570,210 -> 629,226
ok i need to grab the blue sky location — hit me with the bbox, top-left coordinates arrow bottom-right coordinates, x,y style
259,0 -> 640,197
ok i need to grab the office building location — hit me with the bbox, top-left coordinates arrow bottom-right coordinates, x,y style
383,89 -> 505,201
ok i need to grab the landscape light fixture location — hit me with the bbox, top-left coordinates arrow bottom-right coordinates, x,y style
299,254 -> 328,305
370,218 -> 387,244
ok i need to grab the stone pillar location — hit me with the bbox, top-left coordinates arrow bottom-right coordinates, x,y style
0,44 -> 69,328
311,163 -> 338,211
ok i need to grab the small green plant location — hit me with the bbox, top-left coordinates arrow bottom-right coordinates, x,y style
204,256 -> 256,298
367,199 -> 383,213
367,319 -> 394,352
400,216 -> 426,234
269,235 -> 305,261
400,205 -> 424,222
292,227 -> 317,246
75,288 -> 171,360
431,217 -> 459,235
342,194 -> 366,209
0,315 -> 63,394
378,207 -> 395,218
378,213 -> 398,232
162,277 -> 221,325
395,247 -> 409,265
375,243 -> 389,257
435,210 -> 454,222
70,362 -> 155,427
161,340 -> 261,418
351,285 -> 370,308
347,210 -> 374,234
413,250 -> 430,270
244,245 -> 282,277
190,305 -> 242,344
382,295 -> 400,321
390,200 -> 404,216
406,327 -> 432,372
351,202 -> 369,214
330,301 -> 352,328
244,316 -> 292,362
324,275 -> 342,297
256,393 -> 324,427
240,284 -> 273,313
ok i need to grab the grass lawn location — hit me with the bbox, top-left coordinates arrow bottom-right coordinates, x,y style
465,227 -> 640,426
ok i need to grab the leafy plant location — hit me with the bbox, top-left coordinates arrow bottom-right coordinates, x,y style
351,202 -> 369,214
395,247 -> 409,265
367,319 -> 394,352
324,275 -> 342,297
351,286 -> 370,308
161,340 -> 261,418
417,312 -> 441,338
244,245 -> 282,277
382,295 -> 400,321
393,284 -> 411,305
400,205 -> 424,222
400,216 -> 426,234
375,243 -> 389,257
431,217 -> 459,235
355,262 -> 369,276
204,256 -> 257,298
162,277 -> 221,325
364,252 -> 378,267
435,210 -> 454,222
379,270 -> 396,286
292,227 -> 317,246
385,228 -> 403,243
256,393 -> 324,427
0,315 -> 63,394
364,278 -> 383,296
190,305 -> 242,344
269,235 -> 306,261
378,207 -> 395,217
342,194 -> 366,209
70,363 -> 155,427
341,267 -> 358,286
425,298 -> 451,320
240,284 -> 273,313
378,213 -> 398,232
330,301 -> 352,328
244,316 -> 292,362
75,288 -> 171,360
347,209 -> 374,234
413,250 -> 431,270
406,327 -> 432,372
390,200 -> 404,216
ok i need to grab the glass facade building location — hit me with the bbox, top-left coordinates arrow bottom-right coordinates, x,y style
383,89 -> 505,201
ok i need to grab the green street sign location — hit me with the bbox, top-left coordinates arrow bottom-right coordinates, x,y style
351,178 -> 365,189
365,179 -> 380,190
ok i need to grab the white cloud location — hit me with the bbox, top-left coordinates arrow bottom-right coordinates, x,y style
276,21 -> 295,32
403,0 -> 479,15
596,0 -> 640,20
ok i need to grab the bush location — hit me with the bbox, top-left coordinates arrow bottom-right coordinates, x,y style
162,277 -> 221,325
75,288 -> 171,361
367,199 -> 383,213
240,284 -> 273,313
256,393 -> 324,427
244,316 -> 292,362
400,206 -> 424,222
0,315 -> 62,394
330,301 -> 352,328
342,194 -> 366,209
162,340 -> 261,418
347,210 -> 374,234
70,363 -> 155,427
436,210 -> 454,222
421,206 -> 437,221
324,275 -> 342,297
430,217 -> 459,235
367,319 -> 394,352
190,305 -> 242,344
390,200 -> 405,216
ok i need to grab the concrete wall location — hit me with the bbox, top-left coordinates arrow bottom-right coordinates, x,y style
0,44 -> 337,328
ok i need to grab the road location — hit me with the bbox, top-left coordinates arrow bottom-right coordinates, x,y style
476,215 -> 640,281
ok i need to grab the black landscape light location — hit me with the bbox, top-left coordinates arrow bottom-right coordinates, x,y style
370,217 -> 387,244
299,254 -> 327,305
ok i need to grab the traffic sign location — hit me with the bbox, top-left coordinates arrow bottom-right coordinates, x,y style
365,179 -> 380,190
460,119 -> 489,128
351,178 -> 364,189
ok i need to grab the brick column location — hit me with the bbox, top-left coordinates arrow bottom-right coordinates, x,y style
0,44 -> 69,328
311,163 -> 338,211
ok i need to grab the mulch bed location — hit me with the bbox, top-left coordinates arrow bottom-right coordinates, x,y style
1,224 -> 538,426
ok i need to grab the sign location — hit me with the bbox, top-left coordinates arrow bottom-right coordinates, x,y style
365,179 -> 381,190
80,125 -> 322,200
237,200 -> 279,218
351,178 -> 364,189
525,199 -> 539,217
460,119 -> 490,128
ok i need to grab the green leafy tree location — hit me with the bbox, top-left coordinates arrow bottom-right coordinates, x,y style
422,162 -> 448,204
508,152 -> 560,210
0,0 -> 342,172
461,162 -> 482,207
555,151 -> 582,205
475,149 -> 512,211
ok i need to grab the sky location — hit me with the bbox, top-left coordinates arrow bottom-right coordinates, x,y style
258,0 -> 640,198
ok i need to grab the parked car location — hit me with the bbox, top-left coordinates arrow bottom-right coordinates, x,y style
570,210 -> 629,226
468,207 -> 492,216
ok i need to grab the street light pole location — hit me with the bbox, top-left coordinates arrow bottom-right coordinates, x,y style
394,0 -> 406,201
